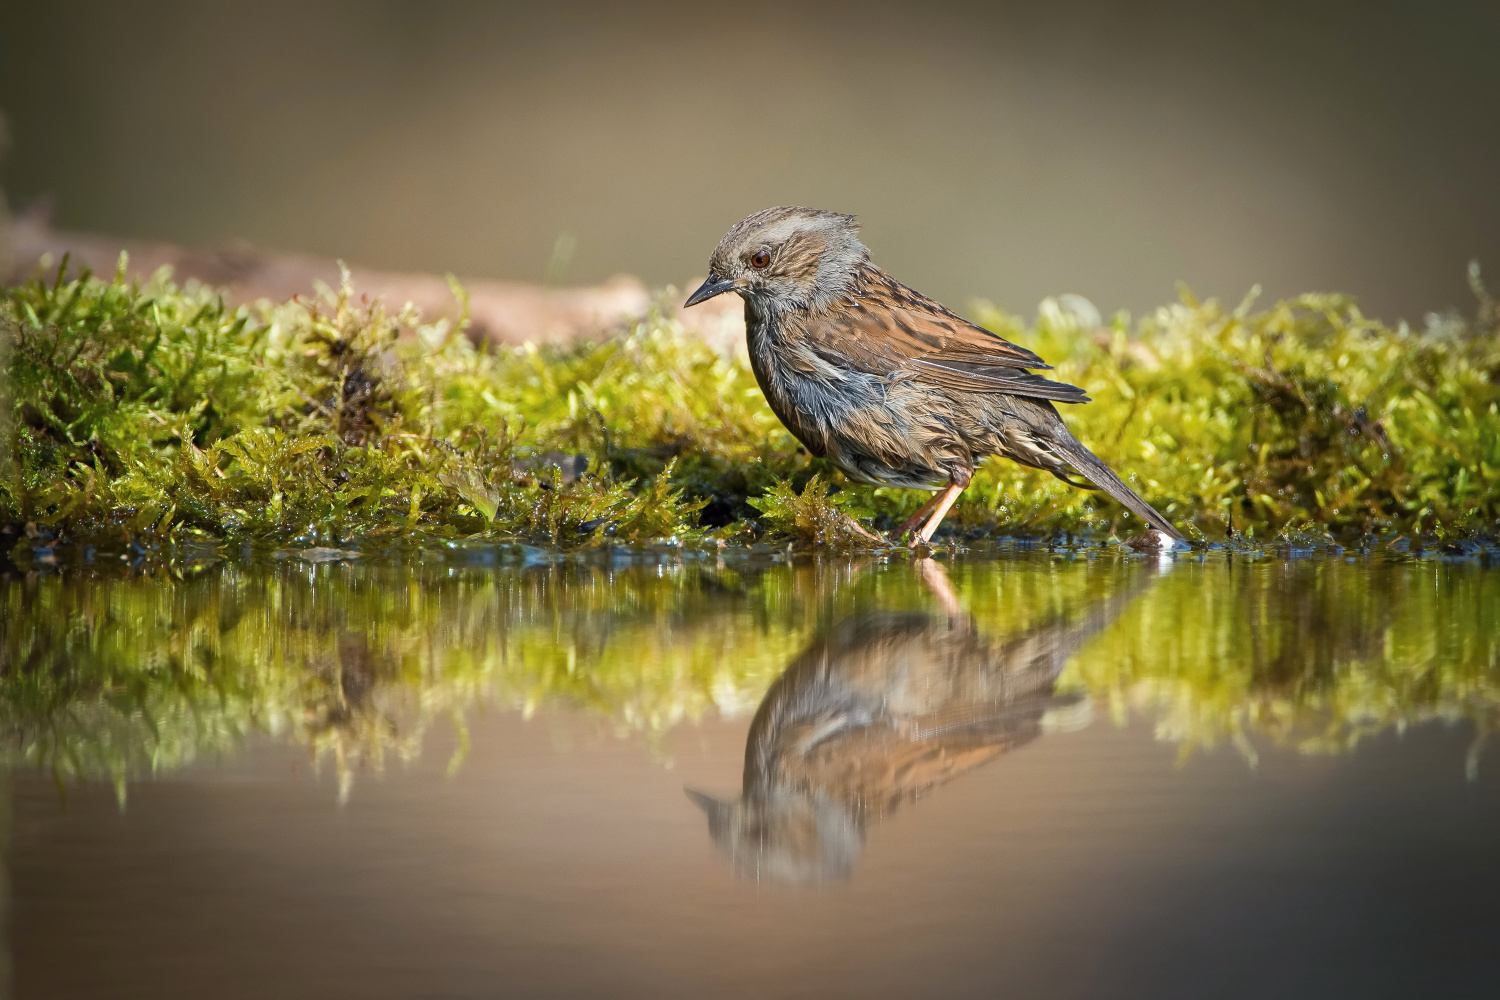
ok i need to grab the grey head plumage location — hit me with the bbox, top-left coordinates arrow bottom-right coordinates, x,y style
685,206 -> 869,313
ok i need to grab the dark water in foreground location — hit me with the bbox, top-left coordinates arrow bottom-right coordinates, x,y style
3,550 -> 1499,998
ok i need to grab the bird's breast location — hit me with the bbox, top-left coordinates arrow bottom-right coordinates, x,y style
744,308 -> 956,487
745,315 -> 839,456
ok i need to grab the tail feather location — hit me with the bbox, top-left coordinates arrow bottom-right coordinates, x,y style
1052,439 -> 1184,541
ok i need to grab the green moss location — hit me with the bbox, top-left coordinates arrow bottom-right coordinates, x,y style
747,472 -> 884,549
2,256 -> 1497,552
961,272 -> 1500,544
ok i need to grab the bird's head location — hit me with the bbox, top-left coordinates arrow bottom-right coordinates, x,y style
685,206 -> 869,313
685,787 -> 863,884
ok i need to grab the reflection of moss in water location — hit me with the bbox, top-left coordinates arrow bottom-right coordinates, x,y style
1,555 -> 1497,800
3,260 -> 1497,550
1060,559 -> 1500,768
0,558 -> 812,802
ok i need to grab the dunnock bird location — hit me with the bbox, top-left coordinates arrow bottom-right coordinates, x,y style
685,206 -> 1183,544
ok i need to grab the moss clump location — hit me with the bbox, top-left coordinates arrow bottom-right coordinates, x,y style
1,257 -> 731,549
747,473 -> 885,549
961,271 -> 1500,545
2,256 -> 1497,552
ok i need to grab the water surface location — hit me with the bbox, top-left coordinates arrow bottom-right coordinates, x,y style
4,550 -> 1498,998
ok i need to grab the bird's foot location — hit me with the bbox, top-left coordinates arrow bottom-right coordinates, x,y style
894,495 -> 944,541
894,513 -> 930,542
907,483 -> 966,547
840,513 -> 888,546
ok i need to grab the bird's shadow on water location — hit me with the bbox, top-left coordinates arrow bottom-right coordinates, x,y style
686,557 -> 1161,884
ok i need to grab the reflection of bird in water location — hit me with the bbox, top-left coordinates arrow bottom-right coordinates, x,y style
688,560 -> 1157,883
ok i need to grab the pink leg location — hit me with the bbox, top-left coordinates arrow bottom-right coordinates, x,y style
895,491 -> 945,539
913,482 -> 965,545
841,513 -> 888,545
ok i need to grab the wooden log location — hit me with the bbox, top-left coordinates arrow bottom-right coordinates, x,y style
2,212 -> 653,346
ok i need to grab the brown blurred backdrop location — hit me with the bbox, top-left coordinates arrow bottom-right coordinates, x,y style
1,0 -> 1498,322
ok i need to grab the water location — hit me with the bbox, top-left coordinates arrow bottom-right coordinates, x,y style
4,550 -> 1498,998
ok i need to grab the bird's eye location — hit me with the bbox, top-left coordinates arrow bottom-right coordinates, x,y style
750,251 -> 771,269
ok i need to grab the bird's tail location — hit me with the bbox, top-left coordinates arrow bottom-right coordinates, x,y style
1049,436 -> 1184,541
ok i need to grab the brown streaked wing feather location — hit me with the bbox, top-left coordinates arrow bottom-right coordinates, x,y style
866,270 -> 1051,367
797,267 -> 1091,402
908,360 -> 1092,403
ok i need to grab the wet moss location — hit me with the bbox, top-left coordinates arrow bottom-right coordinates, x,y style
2,257 -> 1497,553
962,270 -> 1500,546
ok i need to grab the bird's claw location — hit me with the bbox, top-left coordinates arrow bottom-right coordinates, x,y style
840,514 -> 887,546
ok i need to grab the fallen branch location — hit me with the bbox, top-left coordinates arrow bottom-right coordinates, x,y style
3,211 -> 651,346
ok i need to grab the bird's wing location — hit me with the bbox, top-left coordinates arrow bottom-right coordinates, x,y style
797,270 -> 1091,403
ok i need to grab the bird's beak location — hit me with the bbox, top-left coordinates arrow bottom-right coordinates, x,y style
685,788 -> 735,827
684,274 -> 735,307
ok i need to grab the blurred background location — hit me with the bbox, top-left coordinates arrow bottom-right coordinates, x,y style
1,0 -> 1498,322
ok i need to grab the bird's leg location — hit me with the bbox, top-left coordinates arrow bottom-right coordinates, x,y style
840,513 -> 888,545
912,477 -> 968,546
894,491 -> 945,540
